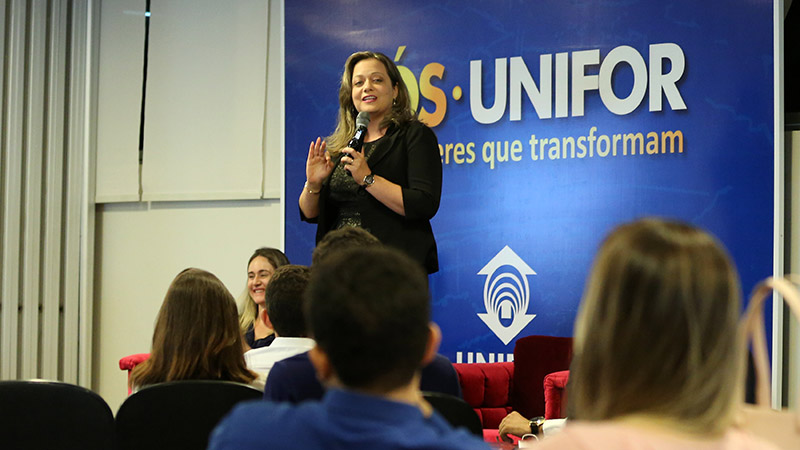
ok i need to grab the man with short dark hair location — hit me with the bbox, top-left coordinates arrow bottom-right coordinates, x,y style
265,227 -> 460,402
243,265 -> 313,377
210,247 -> 489,450
310,226 -> 382,267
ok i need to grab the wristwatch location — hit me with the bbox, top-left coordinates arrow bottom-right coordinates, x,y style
362,172 -> 375,187
529,416 -> 545,435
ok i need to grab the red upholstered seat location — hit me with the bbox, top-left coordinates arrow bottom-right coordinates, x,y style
512,335 -> 573,419
543,370 -> 569,419
453,335 -> 573,429
119,353 -> 150,371
453,362 -> 513,429
119,353 -> 150,394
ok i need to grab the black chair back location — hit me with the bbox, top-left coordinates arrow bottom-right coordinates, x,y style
115,380 -> 262,450
423,391 -> 483,436
0,379 -> 115,450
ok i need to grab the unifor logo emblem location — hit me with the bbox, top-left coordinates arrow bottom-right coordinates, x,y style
477,246 -> 536,345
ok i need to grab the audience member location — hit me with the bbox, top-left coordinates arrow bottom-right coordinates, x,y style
259,228 -> 382,401
310,226 -> 381,266
264,227 -> 460,401
209,247 -> 489,449
237,247 -> 289,349
261,351 -> 325,402
130,268 -> 260,390
244,265 -> 314,378
265,350 -> 461,402
505,218 -> 776,449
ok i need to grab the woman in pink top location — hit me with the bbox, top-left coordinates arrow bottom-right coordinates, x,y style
534,218 -> 776,449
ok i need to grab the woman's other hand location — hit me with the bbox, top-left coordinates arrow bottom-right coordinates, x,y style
340,147 -> 371,185
341,146 -> 405,216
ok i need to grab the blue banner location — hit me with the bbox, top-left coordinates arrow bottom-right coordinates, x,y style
284,0 -> 775,363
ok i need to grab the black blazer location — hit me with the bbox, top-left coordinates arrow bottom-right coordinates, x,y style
301,120 -> 442,273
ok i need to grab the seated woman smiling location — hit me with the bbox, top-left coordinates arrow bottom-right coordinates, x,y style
533,218 -> 776,449
238,248 -> 289,350
130,268 -> 262,391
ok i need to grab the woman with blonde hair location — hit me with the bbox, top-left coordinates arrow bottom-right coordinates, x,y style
298,51 -> 442,275
130,268 -> 260,390
237,247 -> 289,349
533,218 -> 775,449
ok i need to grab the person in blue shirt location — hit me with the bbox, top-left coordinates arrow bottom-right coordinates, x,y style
264,350 -> 462,402
209,247 -> 489,450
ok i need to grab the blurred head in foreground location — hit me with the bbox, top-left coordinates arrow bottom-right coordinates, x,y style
569,218 -> 741,434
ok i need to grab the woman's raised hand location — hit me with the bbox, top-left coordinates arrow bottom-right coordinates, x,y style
305,137 -> 332,188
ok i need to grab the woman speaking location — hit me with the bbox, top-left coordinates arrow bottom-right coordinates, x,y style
299,51 -> 442,274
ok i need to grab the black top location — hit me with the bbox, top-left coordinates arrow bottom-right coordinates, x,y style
245,326 -> 275,349
329,139 -> 381,229
301,120 -> 442,273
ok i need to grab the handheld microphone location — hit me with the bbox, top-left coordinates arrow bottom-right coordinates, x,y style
347,111 -> 371,153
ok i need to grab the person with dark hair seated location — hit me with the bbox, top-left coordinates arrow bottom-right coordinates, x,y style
130,268 -> 260,391
243,265 -> 314,378
263,227 -> 460,401
310,226 -> 382,267
264,349 -> 461,402
209,247 -> 488,450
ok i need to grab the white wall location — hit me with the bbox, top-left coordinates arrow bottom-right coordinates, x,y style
92,200 -> 284,413
91,0 -> 286,413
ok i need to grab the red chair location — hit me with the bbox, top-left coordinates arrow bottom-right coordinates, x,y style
453,362 -> 514,428
453,335 -> 573,429
543,370 -> 570,419
512,335 -> 573,419
119,353 -> 150,394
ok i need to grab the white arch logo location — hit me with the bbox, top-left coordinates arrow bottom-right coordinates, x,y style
477,246 -> 536,345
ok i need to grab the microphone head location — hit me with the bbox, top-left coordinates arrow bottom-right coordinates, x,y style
355,111 -> 370,129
